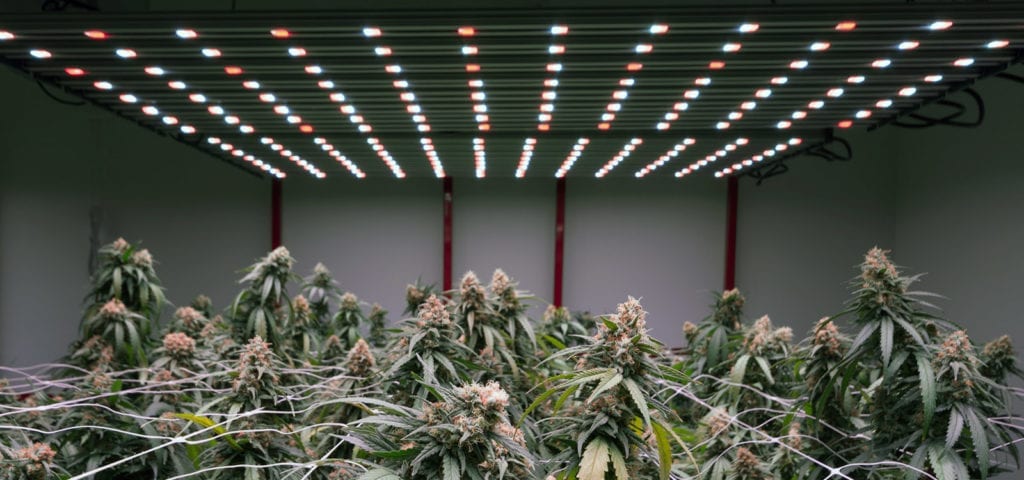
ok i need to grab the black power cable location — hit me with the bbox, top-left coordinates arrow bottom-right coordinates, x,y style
995,72 -> 1024,85
744,135 -> 852,185
891,88 -> 985,129
36,80 -> 86,106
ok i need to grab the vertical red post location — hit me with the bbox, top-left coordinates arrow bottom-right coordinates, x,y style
271,179 -> 282,249
443,177 -> 454,292
724,176 -> 739,290
553,178 -> 566,306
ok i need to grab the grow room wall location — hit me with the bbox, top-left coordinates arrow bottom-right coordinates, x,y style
2,61 -> 1023,375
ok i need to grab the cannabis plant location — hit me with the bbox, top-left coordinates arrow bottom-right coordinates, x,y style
85,237 -> 165,320
528,297 -> 684,480
77,298 -> 152,369
303,262 -> 342,327
150,332 -> 205,382
383,295 -> 473,404
367,303 -> 389,349
189,336 -> 302,480
191,294 -> 215,319
687,314 -> 800,480
404,279 -> 437,315
537,305 -> 589,354
231,247 -> 298,353
797,317 -> 861,476
284,294 -> 320,358
166,305 -> 209,338
451,271 -> 532,383
0,438 -> 66,480
4,241 -> 1023,480
331,292 -> 366,352
824,248 -> 1023,479
349,380 -> 533,480
307,338 -> 382,441
682,289 -> 745,380
489,269 -> 537,357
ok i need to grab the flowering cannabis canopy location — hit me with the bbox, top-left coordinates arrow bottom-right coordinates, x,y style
0,241 -> 1021,480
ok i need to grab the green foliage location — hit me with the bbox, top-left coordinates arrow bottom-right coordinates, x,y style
284,294 -> 320,358
383,294 -> 473,403
332,292 -> 366,352
71,238 -> 165,371
348,381 -> 533,480
77,298 -> 151,369
367,303 -> 389,349
529,297 -> 685,480
303,262 -> 343,327
0,437 -> 66,480
2,243 -> 1022,480
231,247 -> 299,353
85,237 -> 165,320
404,279 -> 436,316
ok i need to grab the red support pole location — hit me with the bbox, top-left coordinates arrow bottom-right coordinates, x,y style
271,179 -> 282,249
443,177 -> 454,292
724,176 -> 738,290
553,178 -> 566,306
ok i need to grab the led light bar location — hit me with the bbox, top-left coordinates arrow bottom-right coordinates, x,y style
555,138 -> 590,178
0,5 -> 1018,180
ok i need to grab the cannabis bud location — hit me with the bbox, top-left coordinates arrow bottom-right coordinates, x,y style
98,298 -> 128,319
812,317 -> 844,357
732,447 -> 764,478
743,315 -> 790,355
175,306 -> 204,327
191,294 -> 212,312
266,246 -> 294,269
111,237 -> 130,253
346,338 -> 376,376
713,288 -> 745,330
460,271 -> 486,306
233,336 -> 278,395
406,284 -> 425,306
340,292 -> 359,311
163,332 -> 196,358
132,248 -> 154,268
11,442 -> 57,478
417,295 -> 451,327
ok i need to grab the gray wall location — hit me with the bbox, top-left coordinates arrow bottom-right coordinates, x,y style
453,179 -> 556,316
280,178 -> 442,320
736,127 -> 899,336
3,61 -> 1024,365
563,178 -> 725,341
888,72 -> 1024,348
279,176 -> 725,343
0,66 -> 269,367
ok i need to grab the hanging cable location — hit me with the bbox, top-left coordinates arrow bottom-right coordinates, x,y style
36,80 -> 86,106
41,0 -> 99,12
995,72 -> 1024,85
891,88 -> 984,129
744,135 -> 852,185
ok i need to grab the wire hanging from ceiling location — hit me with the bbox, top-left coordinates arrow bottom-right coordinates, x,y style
743,134 -> 852,185
890,88 -> 984,129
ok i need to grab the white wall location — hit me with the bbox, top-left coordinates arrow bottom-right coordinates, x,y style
453,179 -> 555,316
889,71 -> 1024,348
736,67 -> 1024,354
4,59 -> 1024,365
0,66 -> 269,367
736,127 -> 899,336
281,176 -> 725,345
564,177 -> 726,343
281,178 -> 442,320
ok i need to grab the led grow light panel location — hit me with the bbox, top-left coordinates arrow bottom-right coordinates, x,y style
0,4 -> 1021,180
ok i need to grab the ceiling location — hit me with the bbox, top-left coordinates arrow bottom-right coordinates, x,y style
1,1 -> 1021,180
